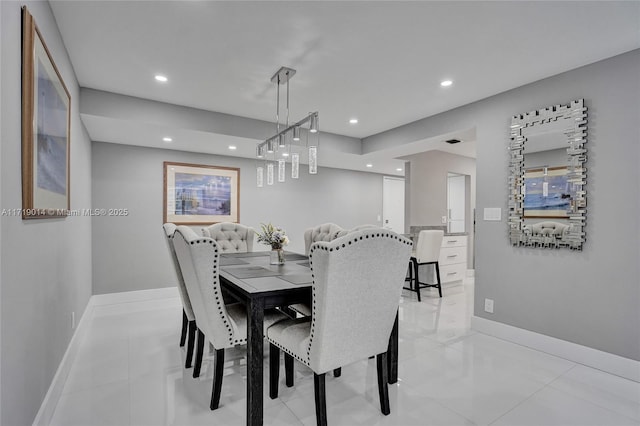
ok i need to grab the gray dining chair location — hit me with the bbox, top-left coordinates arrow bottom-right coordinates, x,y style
267,228 -> 412,426
162,223 -> 198,368
294,223 -> 375,318
173,225 -> 286,410
202,222 -> 255,253
287,223 -> 345,318
303,222 -> 344,256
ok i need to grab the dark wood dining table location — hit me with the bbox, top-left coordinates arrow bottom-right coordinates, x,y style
219,251 -> 399,426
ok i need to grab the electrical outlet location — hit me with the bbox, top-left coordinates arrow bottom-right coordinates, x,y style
71,311 -> 76,329
484,298 -> 494,314
441,215 -> 447,224
377,214 -> 381,222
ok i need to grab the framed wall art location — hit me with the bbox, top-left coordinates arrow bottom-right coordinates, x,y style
21,6 -> 71,219
163,162 -> 240,225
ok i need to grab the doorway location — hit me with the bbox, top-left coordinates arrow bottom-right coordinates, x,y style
382,176 -> 405,233
447,172 -> 468,233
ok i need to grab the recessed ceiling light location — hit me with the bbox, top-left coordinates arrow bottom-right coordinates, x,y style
440,80 -> 453,87
366,163 -> 373,168
396,168 -> 403,172
282,152 -> 289,157
228,145 -> 237,150
162,137 -> 172,142
349,118 -> 358,124
155,75 -> 168,82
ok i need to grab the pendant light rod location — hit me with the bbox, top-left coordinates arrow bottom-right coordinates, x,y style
276,73 -> 280,135
286,77 -> 290,128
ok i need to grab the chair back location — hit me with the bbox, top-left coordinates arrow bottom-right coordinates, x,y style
303,223 -> 344,255
202,222 -> 255,253
530,221 -> 569,236
415,230 -> 444,264
173,225 -> 238,349
306,228 -> 412,373
335,224 -> 378,238
162,223 -> 195,321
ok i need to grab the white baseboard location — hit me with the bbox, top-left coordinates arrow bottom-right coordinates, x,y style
32,297 -> 96,426
32,286 -> 181,426
471,315 -> 640,383
91,286 -> 179,306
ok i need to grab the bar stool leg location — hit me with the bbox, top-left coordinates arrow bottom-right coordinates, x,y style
413,258 -> 421,302
435,261 -> 442,298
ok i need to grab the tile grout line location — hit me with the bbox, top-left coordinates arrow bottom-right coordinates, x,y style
544,365 -> 640,423
485,379 -> 558,426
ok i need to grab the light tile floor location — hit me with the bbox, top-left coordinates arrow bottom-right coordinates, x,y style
50,279 -> 640,425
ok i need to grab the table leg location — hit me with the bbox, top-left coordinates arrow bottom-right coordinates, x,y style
247,297 -> 265,426
387,311 -> 399,384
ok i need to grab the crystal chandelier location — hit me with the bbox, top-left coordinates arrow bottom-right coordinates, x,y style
256,66 -> 319,187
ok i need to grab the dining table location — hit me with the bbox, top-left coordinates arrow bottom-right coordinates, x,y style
218,250 -> 399,426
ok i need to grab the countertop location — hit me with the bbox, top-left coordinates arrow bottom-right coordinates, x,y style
408,225 -> 468,237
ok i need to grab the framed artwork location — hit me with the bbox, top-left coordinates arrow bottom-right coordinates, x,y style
164,162 -> 240,225
523,166 -> 573,218
21,7 -> 71,219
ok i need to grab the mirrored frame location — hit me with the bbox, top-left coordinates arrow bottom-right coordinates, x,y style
508,99 -> 587,249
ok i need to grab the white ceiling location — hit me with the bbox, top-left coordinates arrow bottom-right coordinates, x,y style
50,1 -> 640,174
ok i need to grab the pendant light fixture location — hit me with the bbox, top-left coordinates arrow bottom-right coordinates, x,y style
256,66 -> 320,187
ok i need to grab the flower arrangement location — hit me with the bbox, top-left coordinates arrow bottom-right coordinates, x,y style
256,223 -> 289,250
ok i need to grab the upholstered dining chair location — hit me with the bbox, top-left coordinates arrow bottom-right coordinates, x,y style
163,223 -> 198,369
404,230 -> 444,300
294,223 -> 377,319
334,223 -> 378,238
303,223 -> 344,256
268,228 -> 412,426
201,222 -> 255,253
173,225 -> 286,410
287,223 -> 345,318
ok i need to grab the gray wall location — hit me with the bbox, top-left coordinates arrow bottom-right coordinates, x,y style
365,50 -> 640,361
91,142 -> 386,295
0,2 -> 93,425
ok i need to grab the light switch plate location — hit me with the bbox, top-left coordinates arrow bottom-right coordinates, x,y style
483,207 -> 502,221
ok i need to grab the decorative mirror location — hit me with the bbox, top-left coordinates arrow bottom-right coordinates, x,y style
508,99 -> 587,249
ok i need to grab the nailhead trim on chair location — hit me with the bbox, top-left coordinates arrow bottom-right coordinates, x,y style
190,237 -> 246,348
303,231 -> 412,364
268,337 -> 310,366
